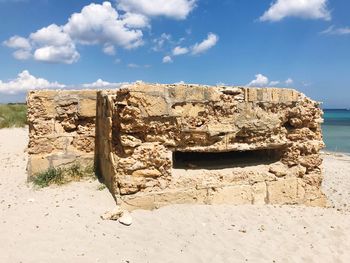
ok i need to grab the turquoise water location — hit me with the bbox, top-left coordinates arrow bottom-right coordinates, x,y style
323,109 -> 350,153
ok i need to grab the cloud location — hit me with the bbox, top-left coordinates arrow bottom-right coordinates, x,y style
247,74 -> 270,87
321,25 -> 350,35
103,43 -> 116,55
4,1 -> 200,64
33,44 -> 80,64
4,1 -> 207,64
260,0 -> 331,22
13,49 -> 32,60
247,74 -> 294,87
82,78 -> 124,89
152,33 -> 172,51
63,2 -> 144,49
127,63 -> 140,68
269,80 -> 280,86
0,70 -> 128,94
116,0 -> 196,19
174,80 -> 185,84
30,24 -> 72,46
191,33 -> 218,55
121,12 -> 149,28
127,63 -> 151,68
0,70 -> 65,94
4,2 -> 150,63
156,32 -> 218,63
3,35 -> 31,50
172,46 -> 189,56
285,78 -> 293,85
162,55 -> 173,63
4,25 -> 79,64
3,36 -> 32,60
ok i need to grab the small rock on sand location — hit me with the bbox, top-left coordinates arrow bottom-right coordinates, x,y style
119,211 -> 132,226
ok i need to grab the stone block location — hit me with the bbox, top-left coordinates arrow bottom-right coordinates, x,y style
267,178 -> 299,204
120,194 -> 157,211
209,185 -> 253,205
129,92 -> 168,117
79,99 -> 97,117
154,189 -> 209,207
28,156 -> 50,176
252,182 -> 267,205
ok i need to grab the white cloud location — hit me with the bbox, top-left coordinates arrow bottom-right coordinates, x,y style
156,32 -> 218,62
301,81 -> 312,87
4,1 -> 199,64
4,25 -> 78,64
321,25 -> 350,35
30,24 -> 72,46
191,33 -> 218,55
162,55 -> 173,63
3,36 -> 31,50
4,2 -> 147,63
13,49 -> 32,60
64,2 -> 144,49
103,43 -> 116,55
0,70 -> 129,94
247,73 -> 269,87
172,46 -> 189,56
174,80 -> 185,84
116,0 -> 196,19
247,74 -> 294,87
127,63 -> 151,68
152,33 -> 172,51
121,12 -> 149,28
269,80 -> 280,86
0,70 -> 65,94
127,63 -> 140,68
285,78 -> 293,85
33,44 -> 80,64
260,0 -> 331,22
82,78 -> 124,89
3,36 -> 32,60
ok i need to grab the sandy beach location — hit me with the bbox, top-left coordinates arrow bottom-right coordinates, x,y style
1,128 -> 350,263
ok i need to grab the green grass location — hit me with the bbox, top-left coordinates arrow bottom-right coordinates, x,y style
97,184 -> 107,191
31,167 -> 65,188
0,103 -> 27,128
31,163 -> 95,188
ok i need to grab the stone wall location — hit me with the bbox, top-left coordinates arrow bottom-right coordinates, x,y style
27,83 -> 326,210
96,83 -> 326,209
27,90 -> 98,176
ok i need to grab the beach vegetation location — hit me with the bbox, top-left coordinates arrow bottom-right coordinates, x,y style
31,163 -> 96,188
0,103 -> 27,128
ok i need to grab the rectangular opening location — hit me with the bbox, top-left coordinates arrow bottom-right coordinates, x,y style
172,149 -> 282,170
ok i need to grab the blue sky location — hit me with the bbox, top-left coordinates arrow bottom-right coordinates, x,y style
0,0 -> 349,108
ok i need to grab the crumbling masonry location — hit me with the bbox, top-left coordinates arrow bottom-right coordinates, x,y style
27,83 -> 327,209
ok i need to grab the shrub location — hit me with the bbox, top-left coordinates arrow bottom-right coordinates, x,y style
31,163 -> 95,188
0,104 -> 27,128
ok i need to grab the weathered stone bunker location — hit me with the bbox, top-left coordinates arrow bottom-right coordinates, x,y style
27,83 -> 327,209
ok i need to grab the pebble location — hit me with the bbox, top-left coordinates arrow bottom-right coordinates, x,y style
119,211 -> 132,226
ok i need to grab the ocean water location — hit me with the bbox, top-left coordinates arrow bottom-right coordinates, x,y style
323,109 -> 350,153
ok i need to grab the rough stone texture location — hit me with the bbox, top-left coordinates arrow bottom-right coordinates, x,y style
27,90 -> 98,175
95,83 -> 327,210
27,84 -> 326,209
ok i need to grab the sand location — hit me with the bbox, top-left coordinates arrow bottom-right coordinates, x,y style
1,128 -> 350,263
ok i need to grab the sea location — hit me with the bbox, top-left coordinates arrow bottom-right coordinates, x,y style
323,109 -> 350,153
